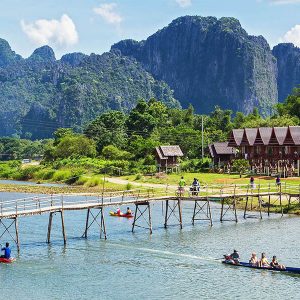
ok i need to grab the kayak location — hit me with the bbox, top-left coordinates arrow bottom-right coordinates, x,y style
0,257 -> 16,264
109,212 -> 133,218
222,261 -> 300,275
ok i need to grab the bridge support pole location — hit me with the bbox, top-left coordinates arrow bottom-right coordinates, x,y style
220,198 -> 237,222
192,198 -> 212,226
132,202 -> 152,234
164,199 -> 183,229
46,211 -> 67,245
82,208 -> 106,240
0,217 -> 20,252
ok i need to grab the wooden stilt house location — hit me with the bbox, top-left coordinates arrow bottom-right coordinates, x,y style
155,145 -> 184,173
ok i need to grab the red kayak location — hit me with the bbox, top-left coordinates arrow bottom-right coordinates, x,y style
0,257 -> 16,264
110,212 -> 133,218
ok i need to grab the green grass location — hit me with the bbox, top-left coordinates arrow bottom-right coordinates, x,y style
121,172 -> 300,187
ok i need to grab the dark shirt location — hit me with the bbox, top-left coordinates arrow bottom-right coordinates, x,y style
231,252 -> 239,259
1,247 -> 11,259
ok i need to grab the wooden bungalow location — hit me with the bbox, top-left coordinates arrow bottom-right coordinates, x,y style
208,142 -> 236,168
228,126 -> 300,177
155,145 -> 184,172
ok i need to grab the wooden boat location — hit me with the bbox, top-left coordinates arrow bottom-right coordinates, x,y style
222,261 -> 300,275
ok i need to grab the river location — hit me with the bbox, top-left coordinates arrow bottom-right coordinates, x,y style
0,191 -> 299,299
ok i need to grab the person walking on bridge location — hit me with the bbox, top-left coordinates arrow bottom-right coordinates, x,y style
178,176 -> 186,196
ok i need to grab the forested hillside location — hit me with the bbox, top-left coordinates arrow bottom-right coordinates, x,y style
0,39 -> 178,139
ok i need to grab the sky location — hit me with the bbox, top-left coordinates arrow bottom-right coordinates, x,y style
0,0 -> 300,59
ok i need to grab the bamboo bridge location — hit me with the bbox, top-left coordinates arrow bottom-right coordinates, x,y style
0,183 -> 299,251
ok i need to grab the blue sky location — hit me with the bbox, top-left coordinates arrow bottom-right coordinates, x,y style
1,0 -> 300,58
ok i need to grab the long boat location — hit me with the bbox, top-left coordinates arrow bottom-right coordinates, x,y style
222,261 -> 300,275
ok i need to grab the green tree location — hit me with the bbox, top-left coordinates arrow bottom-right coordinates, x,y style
53,128 -> 74,146
102,145 -> 132,160
84,111 -> 127,152
233,159 -> 250,178
55,135 -> 97,158
277,87 -> 300,120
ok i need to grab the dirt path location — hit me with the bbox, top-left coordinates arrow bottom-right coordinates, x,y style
105,177 -> 177,189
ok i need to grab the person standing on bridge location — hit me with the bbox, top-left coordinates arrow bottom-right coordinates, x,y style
250,177 -> 255,189
1,242 -> 11,259
178,176 -> 186,196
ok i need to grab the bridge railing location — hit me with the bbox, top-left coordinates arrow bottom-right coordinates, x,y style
0,187 -> 163,217
0,184 -> 299,218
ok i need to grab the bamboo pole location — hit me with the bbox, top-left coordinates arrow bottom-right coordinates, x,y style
46,212 -> 53,243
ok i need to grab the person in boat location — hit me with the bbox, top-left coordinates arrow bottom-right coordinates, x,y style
126,207 -> 132,216
1,242 -> 11,259
116,207 -> 121,216
230,250 -> 240,263
259,253 -> 270,267
249,252 -> 258,266
270,256 -> 285,270
223,254 -> 235,264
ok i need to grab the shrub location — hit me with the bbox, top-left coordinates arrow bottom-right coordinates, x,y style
125,183 -> 133,190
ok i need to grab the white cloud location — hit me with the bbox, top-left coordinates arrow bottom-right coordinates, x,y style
268,0 -> 300,4
93,3 -> 122,25
281,25 -> 300,47
21,14 -> 78,48
176,0 -> 192,7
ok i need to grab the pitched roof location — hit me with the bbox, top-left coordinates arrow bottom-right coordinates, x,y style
228,126 -> 300,146
274,127 -> 288,145
286,126 -> 300,145
155,145 -> 183,158
255,127 -> 273,145
228,129 -> 244,147
209,142 -> 236,157
240,128 -> 257,146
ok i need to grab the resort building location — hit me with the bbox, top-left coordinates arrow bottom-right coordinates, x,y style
155,145 -> 184,172
228,126 -> 300,177
208,142 -> 236,168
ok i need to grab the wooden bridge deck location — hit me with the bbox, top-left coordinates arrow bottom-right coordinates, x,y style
0,191 -> 284,219
0,184 -> 299,251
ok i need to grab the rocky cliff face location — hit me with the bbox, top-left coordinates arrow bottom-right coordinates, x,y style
273,43 -> 300,102
0,42 -> 179,138
112,16 -> 278,115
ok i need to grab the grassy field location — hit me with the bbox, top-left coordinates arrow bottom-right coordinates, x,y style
121,172 -> 300,186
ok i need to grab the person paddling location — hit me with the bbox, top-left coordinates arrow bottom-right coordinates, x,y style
230,250 -> 240,263
126,207 -> 132,216
259,253 -> 270,267
1,242 -> 11,259
270,256 -> 285,270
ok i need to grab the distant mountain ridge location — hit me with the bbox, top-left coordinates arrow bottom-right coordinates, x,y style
0,15 -> 300,138
112,16 -> 278,115
0,41 -> 178,139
